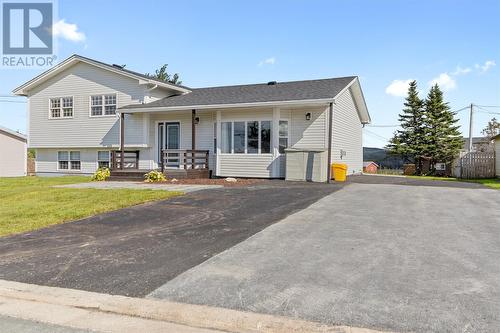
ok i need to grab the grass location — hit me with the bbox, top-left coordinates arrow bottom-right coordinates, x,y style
408,175 -> 500,189
0,176 -> 182,237
463,178 -> 500,189
377,169 -> 404,175
408,175 -> 458,181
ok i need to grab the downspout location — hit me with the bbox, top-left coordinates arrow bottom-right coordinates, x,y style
327,101 -> 334,183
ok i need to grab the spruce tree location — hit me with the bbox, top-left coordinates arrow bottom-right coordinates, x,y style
423,84 -> 462,169
387,80 -> 426,174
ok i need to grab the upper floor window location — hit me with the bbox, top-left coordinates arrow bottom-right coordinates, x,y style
91,94 -> 117,116
50,97 -> 73,118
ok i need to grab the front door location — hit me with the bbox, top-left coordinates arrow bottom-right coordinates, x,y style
158,122 -> 180,168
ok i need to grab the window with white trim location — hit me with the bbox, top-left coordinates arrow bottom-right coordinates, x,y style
90,94 -> 116,116
279,120 -> 289,154
50,97 -> 73,118
97,151 -> 110,168
58,151 -> 81,170
220,120 -> 272,154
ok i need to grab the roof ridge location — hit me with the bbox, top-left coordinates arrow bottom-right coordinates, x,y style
190,76 -> 358,90
0,125 -> 27,140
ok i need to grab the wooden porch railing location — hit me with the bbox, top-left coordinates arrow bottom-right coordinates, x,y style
111,150 -> 140,170
161,149 -> 209,172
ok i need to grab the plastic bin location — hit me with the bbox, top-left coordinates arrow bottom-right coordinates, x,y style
332,163 -> 348,181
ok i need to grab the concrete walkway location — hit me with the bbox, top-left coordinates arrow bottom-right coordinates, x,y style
149,183 -> 500,333
55,181 -> 223,193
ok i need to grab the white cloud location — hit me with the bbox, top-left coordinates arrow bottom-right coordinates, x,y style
385,79 -> 413,97
52,19 -> 86,42
474,60 -> 496,73
429,73 -> 456,91
451,66 -> 471,75
258,57 -> 276,67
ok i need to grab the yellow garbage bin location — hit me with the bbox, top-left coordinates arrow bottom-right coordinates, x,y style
332,163 -> 348,181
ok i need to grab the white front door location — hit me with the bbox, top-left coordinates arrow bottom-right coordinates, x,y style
158,122 -> 180,168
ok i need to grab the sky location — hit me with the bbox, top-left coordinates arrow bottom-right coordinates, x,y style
1,0 -> 499,148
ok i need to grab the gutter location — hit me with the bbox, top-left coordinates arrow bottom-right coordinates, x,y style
117,98 -> 334,114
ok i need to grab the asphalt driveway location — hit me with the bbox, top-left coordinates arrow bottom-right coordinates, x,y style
149,181 -> 500,333
0,180 -> 341,297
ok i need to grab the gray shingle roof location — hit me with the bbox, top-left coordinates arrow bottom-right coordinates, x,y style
121,76 -> 357,110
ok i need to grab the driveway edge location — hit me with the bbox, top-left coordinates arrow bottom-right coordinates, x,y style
0,279 -> 393,333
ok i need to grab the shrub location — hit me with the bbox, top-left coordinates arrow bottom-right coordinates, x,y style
91,167 -> 110,181
144,170 -> 166,182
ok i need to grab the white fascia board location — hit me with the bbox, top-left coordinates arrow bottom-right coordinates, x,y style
332,77 -> 371,124
118,98 -> 334,114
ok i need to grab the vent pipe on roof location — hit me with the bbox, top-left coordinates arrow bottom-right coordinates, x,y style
267,81 -> 277,85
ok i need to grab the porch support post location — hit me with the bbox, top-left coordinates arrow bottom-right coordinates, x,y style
120,112 -> 125,170
191,109 -> 196,150
215,110 -> 221,177
272,107 -> 280,178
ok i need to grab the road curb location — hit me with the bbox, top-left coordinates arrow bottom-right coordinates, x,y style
0,279 -> 393,333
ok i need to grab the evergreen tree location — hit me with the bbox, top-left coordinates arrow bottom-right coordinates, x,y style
146,64 -> 182,85
387,80 -> 426,174
423,84 -> 462,168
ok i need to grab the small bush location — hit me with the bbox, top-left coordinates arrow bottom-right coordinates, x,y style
91,167 -> 110,181
144,170 -> 166,182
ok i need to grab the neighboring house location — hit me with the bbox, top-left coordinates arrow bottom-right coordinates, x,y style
13,54 -> 370,180
0,126 -> 27,177
495,134 -> 500,177
363,161 -> 379,174
462,137 -> 494,153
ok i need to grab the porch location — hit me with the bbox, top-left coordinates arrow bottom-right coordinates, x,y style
109,149 -> 210,180
109,108 -> 211,180
111,103 -> 332,180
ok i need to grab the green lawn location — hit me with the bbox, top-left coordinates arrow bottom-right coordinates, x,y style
0,176 -> 181,237
408,175 -> 500,189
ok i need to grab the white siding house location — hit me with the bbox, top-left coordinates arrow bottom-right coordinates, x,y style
0,126 -> 27,177
14,55 -> 370,180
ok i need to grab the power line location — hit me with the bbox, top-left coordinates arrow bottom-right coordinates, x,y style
0,100 -> 26,103
475,105 -> 500,115
475,105 -> 500,108
363,128 -> 390,142
366,124 -> 399,128
452,106 -> 470,113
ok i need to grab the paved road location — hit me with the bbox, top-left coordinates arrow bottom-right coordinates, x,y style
0,181 -> 341,297
150,182 -> 500,333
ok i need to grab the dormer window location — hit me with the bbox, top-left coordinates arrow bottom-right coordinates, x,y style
90,94 -> 117,116
50,97 -> 73,118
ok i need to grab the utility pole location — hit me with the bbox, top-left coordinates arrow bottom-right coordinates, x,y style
468,103 -> 473,152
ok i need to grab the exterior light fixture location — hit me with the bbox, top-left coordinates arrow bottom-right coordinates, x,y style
194,117 -> 200,124
305,112 -> 311,121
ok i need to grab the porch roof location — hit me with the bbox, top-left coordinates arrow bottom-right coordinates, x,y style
120,76 -> 371,124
